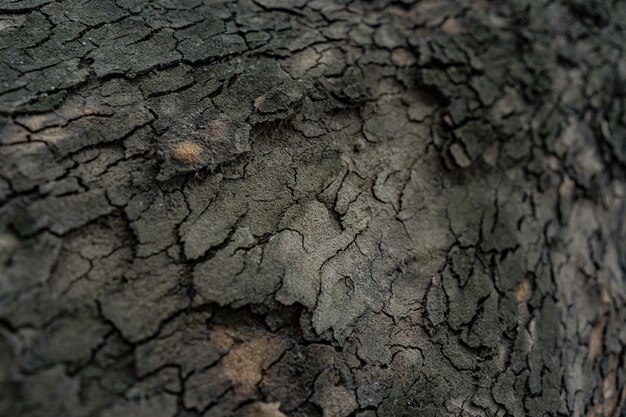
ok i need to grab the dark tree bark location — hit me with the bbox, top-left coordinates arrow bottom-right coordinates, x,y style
1,0 -> 625,416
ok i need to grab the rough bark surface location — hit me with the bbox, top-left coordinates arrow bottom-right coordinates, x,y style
1,0 -> 625,416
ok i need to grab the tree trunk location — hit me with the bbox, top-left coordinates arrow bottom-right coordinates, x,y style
1,0 -> 625,416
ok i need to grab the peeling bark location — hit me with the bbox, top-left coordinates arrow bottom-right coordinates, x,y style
1,0 -> 625,416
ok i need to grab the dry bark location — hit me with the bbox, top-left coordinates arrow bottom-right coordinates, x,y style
1,0 -> 625,416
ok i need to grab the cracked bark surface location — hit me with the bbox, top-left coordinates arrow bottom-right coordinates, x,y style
1,0 -> 625,416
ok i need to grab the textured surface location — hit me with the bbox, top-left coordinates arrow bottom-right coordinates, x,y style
1,0 -> 626,416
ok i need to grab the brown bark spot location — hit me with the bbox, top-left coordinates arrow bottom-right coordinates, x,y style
211,324 -> 234,351
588,318 -> 606,363
548,156 -> 560,171
441,18 -> 463,34
601,287 -> 610,304
82,104 -> 96,116
221,334 -> 287,396
171,141 -> 203,162
205,118 -> 229,142
588,369 -> 619,417
559,175 -> 575,198
515,276 -> 532,303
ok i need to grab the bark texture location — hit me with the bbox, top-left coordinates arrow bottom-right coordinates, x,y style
1,0 -> 625,416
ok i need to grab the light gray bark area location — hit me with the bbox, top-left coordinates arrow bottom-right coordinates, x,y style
0,0 -> 625,416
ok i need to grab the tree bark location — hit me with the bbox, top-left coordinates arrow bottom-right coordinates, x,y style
1,0 -> 625,416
